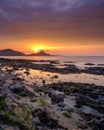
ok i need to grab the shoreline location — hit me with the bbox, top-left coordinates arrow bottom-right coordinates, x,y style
0,58 -> 104,75
0,58 -> 104,130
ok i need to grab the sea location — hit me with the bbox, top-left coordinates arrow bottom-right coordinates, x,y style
0,56 -> 104,86
0,56 -> 104,68
0,56 -> 104,63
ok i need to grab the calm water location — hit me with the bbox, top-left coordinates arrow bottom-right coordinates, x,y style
14,69 -> 104,86
0,56 -> 104,64
1,56 -> 104,86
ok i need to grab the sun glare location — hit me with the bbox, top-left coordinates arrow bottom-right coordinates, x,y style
30,44 -> 52,53
32,45 -> 46,53
34,48 -> 40,53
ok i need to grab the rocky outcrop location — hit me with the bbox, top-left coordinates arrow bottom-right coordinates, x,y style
28,50 -> 51,56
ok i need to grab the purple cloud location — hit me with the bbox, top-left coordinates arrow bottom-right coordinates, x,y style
0,0 -> 104,23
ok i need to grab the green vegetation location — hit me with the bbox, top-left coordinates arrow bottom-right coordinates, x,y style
63,108 -> 74,118
39,98 -> 47,107
15,106 -> 34,130
23,102 -> 32,110
30,98 -> 38,102
0,97 -> 34,130
0,111 -> 12,120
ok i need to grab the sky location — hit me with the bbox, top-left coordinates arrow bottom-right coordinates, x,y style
0,0 -> 104,55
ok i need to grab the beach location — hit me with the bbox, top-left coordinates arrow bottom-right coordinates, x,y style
0,56 -> 104,130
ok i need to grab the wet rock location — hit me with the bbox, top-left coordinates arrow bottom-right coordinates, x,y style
48,83 -> 71,95
42,80 -> 46,85
9,83 -> 35,97
77,122 -> 88,129
2,80 -> 13,88
97,64 -> 104,66
53,75 -> 59,79
33,117 -> 41,126
83,67 -> 104,75
0,92 -> 7,100
41,86 -> 48,94
76,93 -> 104,113
85,63 -> 95,66
80,105 -> 101,117
57,102 -> 66,108
32,108 -> 65,129
24,71 -> 30,75
88,118 -> 100,126
0,124 -> 3,130
100,118 -> 104,129
87,118 -> 102,129
9,84 -> 23,92
49,92 -> 64,103
87,117 -> 104,129
98,95 -> 104,102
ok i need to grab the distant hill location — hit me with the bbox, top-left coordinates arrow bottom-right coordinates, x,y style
0,49 -> 25,56
28,50 -> 51,56
0,49 -> 51,56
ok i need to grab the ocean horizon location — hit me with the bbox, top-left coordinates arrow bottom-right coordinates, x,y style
0,55 -> 104,64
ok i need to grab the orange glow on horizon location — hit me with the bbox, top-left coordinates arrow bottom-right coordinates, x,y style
29,43 -> 58,53
0,39 -> 104,56
34,48 -> 40,53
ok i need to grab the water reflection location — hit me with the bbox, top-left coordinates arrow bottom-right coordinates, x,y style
14,68 -> 104,87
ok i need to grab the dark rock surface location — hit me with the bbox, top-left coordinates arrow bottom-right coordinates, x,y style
48,82 -> 104,129
9,83 -> 35,97
83,67 -> 104,75
32,108 -> 67,130
85,63 -> 95,66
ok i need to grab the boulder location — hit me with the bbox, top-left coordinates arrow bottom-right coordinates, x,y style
87,118 -> 104,129
33,117 -> 41,126
9,83 -> 35,97
50,92 -> 64,103
9,84 -> 23,92
57,102 -> 66,108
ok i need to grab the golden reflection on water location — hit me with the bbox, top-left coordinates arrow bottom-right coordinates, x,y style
14,68 -> 104,87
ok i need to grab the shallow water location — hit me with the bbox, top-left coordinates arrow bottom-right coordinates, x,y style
1,56 -> 104,86
14,68 -> 104,86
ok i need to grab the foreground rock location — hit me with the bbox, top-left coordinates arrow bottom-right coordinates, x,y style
9,83 -> 35,97
32,108 -> 67,130
88,118 -> 104,130
0,69 -> 69,130
48,82 -> 104,129
49,92 -> 64,103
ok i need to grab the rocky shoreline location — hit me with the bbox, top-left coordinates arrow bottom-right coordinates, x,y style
0,58 -> 104,130
0,58 -> 104,75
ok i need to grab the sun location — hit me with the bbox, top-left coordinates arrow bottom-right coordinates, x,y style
31,45 -> 49,53
34,48 -> 40,53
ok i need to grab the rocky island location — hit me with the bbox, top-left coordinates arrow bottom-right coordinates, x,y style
28,50 -> 51,56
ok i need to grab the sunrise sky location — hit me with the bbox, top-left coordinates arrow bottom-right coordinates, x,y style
0,0 -> 104,56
